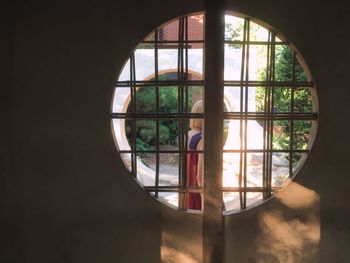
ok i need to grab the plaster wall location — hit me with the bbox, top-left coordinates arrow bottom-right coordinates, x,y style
1,0 -> 350,262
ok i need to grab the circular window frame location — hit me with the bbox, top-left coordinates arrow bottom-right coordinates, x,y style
110,10 -> 319,215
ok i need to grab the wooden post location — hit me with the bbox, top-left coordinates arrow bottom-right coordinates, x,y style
203,1 -> 225,262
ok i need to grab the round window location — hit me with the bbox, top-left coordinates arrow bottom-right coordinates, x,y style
111,11 -> 318,214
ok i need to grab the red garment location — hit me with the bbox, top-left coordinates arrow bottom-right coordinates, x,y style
186,133 -> 202,210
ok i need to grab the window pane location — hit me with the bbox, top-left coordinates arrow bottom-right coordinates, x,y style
158,192 -> 179,208
223,153 -> 240,187
188,14 -> 204,41
158,46 -> 178,76
117,59 -> 130,81
246,120 -> 264,149
159,19 -> 179,41
159,87 -> 178,113
292,152 -> 308,172
294,88 -> 313,112
187,86 -> 203,112
223,192 -> 240,212
295,55 -> 308,82
249,21 -> 269,42
224,86 -> 244,112
159,119 -> 179,150
135,87 -> 156,113
274,87 -> 292,112
223,120 -> 240,150
112,119 -> 131,151
274,45 -> 293,82
112,87 -> 131,113
246,192 -> 263,208
271,152 -> 290,187
248,45 -> 268,81
224,44 -> 243,80
135,120 -> 156,151
225,15 -> 244,41
159,153 -> 179,185
137,153 -> 156,186
188,43 -> 204,77
134,44 -> 155,80
272,121 -> 291,150
247,153 -> 263,187
292,120 -> 312,150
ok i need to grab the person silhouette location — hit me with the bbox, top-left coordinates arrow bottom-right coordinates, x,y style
187,100 -> 203,210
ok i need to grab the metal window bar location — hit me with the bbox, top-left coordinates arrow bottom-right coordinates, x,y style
155,29 -> 160,198
178,16 -> 186,209
112,112 -> 204,119
180,16 -> 190,210
225,40 -> 288,45
116,80 -> 204,87
142,40 -> 204,45
118,149 -> 307,154
222,186 -> 281,192
116,79 -> 313,88
290,50 -> 296,177
119,150 -> 204,154
243,18 -> 251,209
263,31 -> 276,200
144,186 -> 203,193
223,149 -> 309,153
267,32 -> 276,198
262,31 -> 271,200
222,112 -> 317,120
223,80 -> 313,87
130,53 -> 137,178
238,18 -> 248,210
111,112 -> 316,120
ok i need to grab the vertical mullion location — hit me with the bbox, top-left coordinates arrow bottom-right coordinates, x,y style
182,16 -> 189,210
177,17 -> 187,210
262,32 -> 271,199
267,33 -> 276,197
178,17 -> 186,209
238,19 -> 247,210
203,3 -> 224,263
243,19 -> 250,209
289,50 -> 296,177
155,30 -> 160,198
265,39 -> 272,199
130,53 -> 137,178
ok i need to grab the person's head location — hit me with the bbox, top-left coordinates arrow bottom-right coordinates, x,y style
189,100 -> 203,131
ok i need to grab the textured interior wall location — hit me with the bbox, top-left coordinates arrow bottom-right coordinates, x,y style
2,0 -> 350,262
224,1 -> 350,262
0,2 -> 17,261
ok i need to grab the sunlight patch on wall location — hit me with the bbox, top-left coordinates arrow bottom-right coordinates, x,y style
256,182 -> 320,262
161,231 -> 201,263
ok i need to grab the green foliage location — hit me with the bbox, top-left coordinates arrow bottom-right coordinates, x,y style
225,22 -> 242,49
226,22 -> 313,153
274,45 -> 307,82
256,46 -> 313,152
136,138 -> 153,152
159,87 -> 178,112
126,73 -> 202,151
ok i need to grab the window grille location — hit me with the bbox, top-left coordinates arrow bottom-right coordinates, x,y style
111,11 -> 317,214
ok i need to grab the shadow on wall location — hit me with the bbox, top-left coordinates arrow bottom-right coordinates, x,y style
160,207 -> 203,263
159,182 -> 319,263
256,182 -> 320,263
